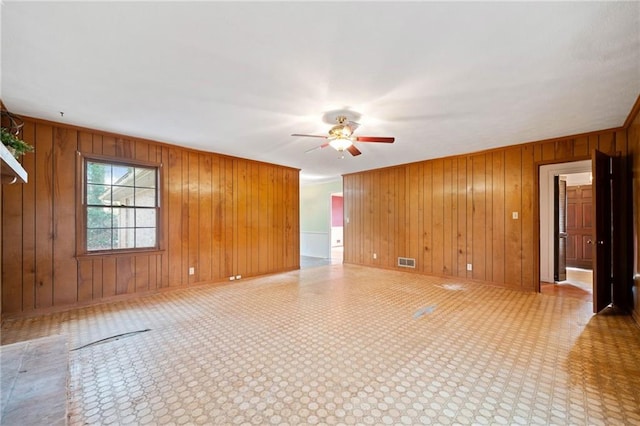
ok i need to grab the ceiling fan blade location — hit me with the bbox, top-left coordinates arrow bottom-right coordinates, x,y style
346,145 -> 362,156
305,143 -> 330,153
354,136 -> 395,143
292,133 -> 328,139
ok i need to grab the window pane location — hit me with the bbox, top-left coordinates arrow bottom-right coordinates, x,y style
87,228 -> 112,251
135,168 -> 156,188
136,209 -> 156,227
136,228 -> 156,248
87,184 -> 111,206
87,207 -> 112,228
84,158 -> 159,253
113,228 -> 135,249
112,165 -> 134,186
87,162 -> 111,185
112,186 -> 134,206
113,208 -> 136,228
135,188 -> 156,207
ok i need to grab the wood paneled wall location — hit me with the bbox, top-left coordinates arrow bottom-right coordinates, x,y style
343,130 -> 628,292
2,118 -> 299,316
629,107 -> 640,324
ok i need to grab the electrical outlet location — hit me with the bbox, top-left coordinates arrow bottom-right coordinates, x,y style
229,276 -> 235,281
235,275 -> 242,280
373,253 -> 377,259
189,267 -> 195,275
466,263 -> 473,271
512,211 -> 519,219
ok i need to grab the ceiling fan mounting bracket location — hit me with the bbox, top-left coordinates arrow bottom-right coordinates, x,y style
321,109 -> 361,125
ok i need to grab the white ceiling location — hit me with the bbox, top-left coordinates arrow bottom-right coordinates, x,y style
2,2 -> 639,184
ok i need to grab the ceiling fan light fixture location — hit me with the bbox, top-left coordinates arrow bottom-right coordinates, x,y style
329,137 -> 353,151
328,123 -> 353,139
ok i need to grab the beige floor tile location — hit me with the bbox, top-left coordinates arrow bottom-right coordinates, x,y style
1,264 -> 640,425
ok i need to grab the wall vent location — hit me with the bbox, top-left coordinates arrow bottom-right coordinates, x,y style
397,257 -> 416,268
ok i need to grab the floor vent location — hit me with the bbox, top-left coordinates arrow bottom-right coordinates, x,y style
397,257 -> 416,268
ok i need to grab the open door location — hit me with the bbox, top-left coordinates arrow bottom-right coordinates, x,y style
554,176 -> 567,281
592,150 -> 612,313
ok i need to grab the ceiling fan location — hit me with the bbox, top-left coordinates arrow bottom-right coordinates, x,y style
292,115 -> 394,157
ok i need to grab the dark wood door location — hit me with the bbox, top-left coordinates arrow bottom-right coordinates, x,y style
554,177 -> 567,281
566,185 -> 593,269
592,150 -> 612,313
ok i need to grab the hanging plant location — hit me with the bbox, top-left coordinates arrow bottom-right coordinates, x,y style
1,127 -> 34,158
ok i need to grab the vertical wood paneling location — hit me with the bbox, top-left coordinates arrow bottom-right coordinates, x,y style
235,161 -> 247,276
472,155 -> 486,281
160,148 -> 170,288
383,170 -> 390,266
342,128 -> 627,292
395,168 -> 406,261
116,257 -> 134,294
521,145 -> 535,291
372,172 -> 379,266
504,147 -> 522,288
2,157 -> 23,312
150,254 -> 158,291
135,255 -> 149,292
168,148 -> 182,287
267,166 -> 275,272
92,133 -> 103,154
21,120 -> 37,312
135,140 -> 150,162
588,135 -> 599,153
556,139 -> 573,159
284,168 -> 298,269
52,127 -> 78,305
442,159 -> 453,275
102,257 -> 116,297
363,173 -> 372,265
628,108 -> 640,323
199,154 -> 212,282
491,151 -> 505,284
102,135 -> 116,157
422,162 -> 433,274
92,258 -> 103,299
407,164 -> 422,269
211,155 -> 223,280
542,142 -> 556,161
484,154 -> 494,282
250,163 -> 260,275
573,137 -> 589,157
457,157 -> 467,277
78,259 -> 93,302
615,130 -> 628,154
2,117 -> 299,316
223,158 -> 234,277
465,158 -> 474,279
431,159 -> 444,275
180,152 -> 189,285
34,123 -> 54,309
188,152 -> 199,284
598,132 -> 614,154
258,164 -> 269,274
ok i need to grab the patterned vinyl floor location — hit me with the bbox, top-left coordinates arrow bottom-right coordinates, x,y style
2,264 -> 640,425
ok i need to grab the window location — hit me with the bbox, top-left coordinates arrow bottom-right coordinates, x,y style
83,158 -> 159,253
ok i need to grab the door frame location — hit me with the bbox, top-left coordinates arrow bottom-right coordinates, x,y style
539,160 -> 591,284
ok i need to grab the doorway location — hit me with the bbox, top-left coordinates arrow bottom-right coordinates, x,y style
330,193 -> 344,264
539,160 -> 593,300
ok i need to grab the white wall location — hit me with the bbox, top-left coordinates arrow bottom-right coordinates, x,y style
331,226 -> 343,247
299,179 -> 342,258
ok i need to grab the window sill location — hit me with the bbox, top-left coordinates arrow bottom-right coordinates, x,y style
76,249 -> 165,259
